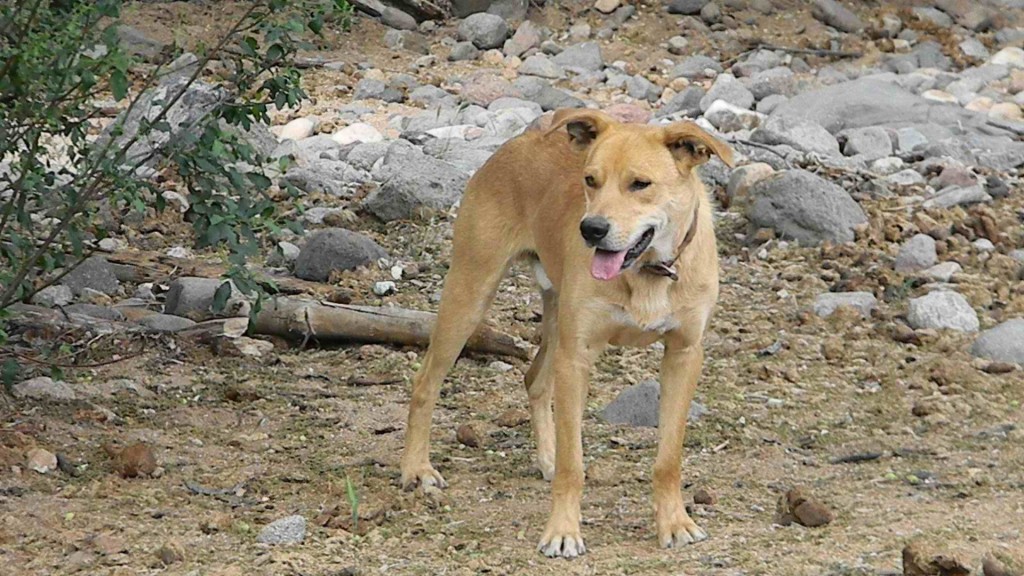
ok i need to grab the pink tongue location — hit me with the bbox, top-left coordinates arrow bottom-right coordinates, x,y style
591,250 -> 628,280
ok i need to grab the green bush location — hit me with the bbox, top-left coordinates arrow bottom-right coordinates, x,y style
0,0 -> 350,341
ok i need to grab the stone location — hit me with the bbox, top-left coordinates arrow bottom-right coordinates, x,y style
895,127 -> 928,153
380,6 -> 417,30
747,67 -> 797,100
885,169 -> 925,187
519,55 -> 564,79
755,94 -> 787,114
902,542 -> 972,576
991,47 -> 1024,68
383,30 -> 430,54
409,85 -> 455,107
293,229 -> 387,282
62,304 -> 125,322
990,102 -> 1023,121
922,261 -> 961,283
552,42 -> 604,72
775,487 -> 835,527
257,515 -> 306,545
108,442 -> 158,478
971,319 -> 1024,366
486,0 -> 527,21
462,74 -> 519,107
840,126 -> 892,160
603,103 -> 650,124
670,55 -> 723,80
750,116 -> 840,157
626,75 -> 661,102
354,78 -> 403,103
458,13 -> 509,50
895,234 -> 937,273
812,292 -> 878,318
135,314 -> 197,333
726,162 -> 774,208
657,86 -> 705,117
811,0 -> 864,32
513,77 -> 585,111
456,423 -> 482,447
364,142 -> 470,221
12,377 -> 77,401
503,21 -> 542,57
703,100 -> 763,132
746,170 -> 867,245
282,160 -> 369,198
373,281 -> 397,296
164,277 -> 250,320
331,123 -> 384,146
922,184 -> 992,209
448,41 -> 480,61
62,256 -> 119,296
912,6 -> 952,28
667,0 -> 708,15
907,291 -> 979,333
568,22 -> 591,42
114,24 -> 166,61
667,36 -> 689,56
26,448 -> 58,474
960,38 -> 990,61
600,379 -> 707,427
699,74 -> 754,112
31,285 -> 74,308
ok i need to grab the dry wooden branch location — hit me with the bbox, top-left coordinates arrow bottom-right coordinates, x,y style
252,298 -> 531,359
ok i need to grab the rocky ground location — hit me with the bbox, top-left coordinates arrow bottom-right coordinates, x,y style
3,0 -> 1024,574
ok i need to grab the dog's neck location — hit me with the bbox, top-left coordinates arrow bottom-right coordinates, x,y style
640,203 -> 700,282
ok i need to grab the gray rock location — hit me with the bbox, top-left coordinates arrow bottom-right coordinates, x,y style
364,142 -> 470,221
657,86 -> 705,117
912,7 -> 952,28
755,94 -> 787,114
257,515 -> 307,545
487,0 -> 528,21
960,38 -> 990,61
751,116 -> 840,157
600,379 -> 707,427
62,256 -> 120,296
480,107 -> 539,139
513,77 -> 585,111
907,291 -> 979,332
422,138 -> 496,174
700,74 -> 753,112
840,126 -> 892,160
667,36 -> 689,56
164,277 -> 250,320
923,134 -> 1024,172
62,304 -> 125,322
293,229 -> 388,282
746,66 -> 797,100
448,41 -> 481,61
401,105 -> 488,132
282,160 -> 369,197
700,2 -> 722,24
488,97 -> 543,115
383,30 -> 430,54
746,170 -> 867,245
408,85 -> 456,107
667,0 -> 709,15
458,13 -> 509,50
895,234 -> 937,272
812,292 -> 878,318
451,0 -> 492,17
922,184 -> 992,209
114,24 -> 166,61
885,169 -> 926,187
970,319 -> 1024,364
31,285 -> 74,308
135,313 -> 197,333
381,6 -> 417,30
266,241 -> 301,268
670,55 -> 723,80
922,261 -> 961,282
811,0 -> 865,32
895,127 -> 928,153
626,75 -> 661,102
345,141 -> 391,171
519,54 -> 564,79
910,41 -> 951,71
503,21 -> 542,57
703,100 -> 763,132
12,377 -> 77,401
552,42 -> 604,72
354,78 -> 404,103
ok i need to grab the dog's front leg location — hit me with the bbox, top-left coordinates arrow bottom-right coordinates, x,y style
653,336 -> 708,548
537,325 -> 599,559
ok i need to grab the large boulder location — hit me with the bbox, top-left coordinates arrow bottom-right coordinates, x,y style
907,291 -> 979,332
364,141 -> 470,221
970,319 -> 1024,364
746,170 -> 867,245
293,229 -> 388,282
750,116 -> 840,157
458,13 -> 509,50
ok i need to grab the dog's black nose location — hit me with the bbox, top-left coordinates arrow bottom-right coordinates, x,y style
580,217 -> 610,245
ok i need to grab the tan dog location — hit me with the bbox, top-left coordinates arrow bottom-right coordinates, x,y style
400,108 -> 733,558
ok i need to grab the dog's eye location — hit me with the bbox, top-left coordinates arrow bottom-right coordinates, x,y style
630,179 -> 652,191
584,175 -> 597,188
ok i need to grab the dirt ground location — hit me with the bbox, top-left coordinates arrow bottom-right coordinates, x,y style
2,1 -> 1024,575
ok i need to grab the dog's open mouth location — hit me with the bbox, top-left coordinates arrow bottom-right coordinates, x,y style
591,227 -> 655,280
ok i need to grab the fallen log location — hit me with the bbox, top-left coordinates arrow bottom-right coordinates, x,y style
252,298 -> 531,359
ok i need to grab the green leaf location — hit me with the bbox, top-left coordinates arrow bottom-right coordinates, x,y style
211,281 -> 233,313
109,69 -> 128,101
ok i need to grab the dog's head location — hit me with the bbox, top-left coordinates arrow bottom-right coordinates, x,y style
548,109 -> 734,281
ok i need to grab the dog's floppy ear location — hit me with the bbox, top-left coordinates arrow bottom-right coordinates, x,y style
663,121 -> 735,171
546,109 -> 615,149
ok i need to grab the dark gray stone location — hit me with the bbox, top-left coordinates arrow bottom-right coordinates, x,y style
670,55 -> 723,80
657,86 -> 705,118
135,313 -> 197,333
747,170 -> 867,245
31,285 -> 74,308
971,319 -> 1024,364
363,142 -> 470,221
381,6 -> 418,30
699,73 -> 754,112
552,42 -> 604,72
448,41 -> 481,61
667,0 -> 709,15
840,126 -> 892,160
164,277 -> 249,320
293,229 -> 388,282
746,67 -> 798,100
62,256 -> 120,296
458,13 -> 509,50
600,379 -> 708,428
513,77 -> 585,110
811,0 -> 865,32
895,233 -> 937,272
282,160 -> 369,197
354,78 -> 404,103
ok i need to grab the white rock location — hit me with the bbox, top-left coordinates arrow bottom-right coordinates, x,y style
922,261 -> 961,282
907,291 -> 979,332
703,99 -> 764,132
895,234 -> 937,272
812,292 -> 878,318
373,281 -> 396,296
331,123 -> 383,146
921,89 -> 958,104
279,117 -> 317,142
973,238 -> 995,252
990,47 -> 1024,68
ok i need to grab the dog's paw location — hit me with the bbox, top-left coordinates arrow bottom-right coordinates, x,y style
657,508 -> 707,549
400,463 -> 447,491
538,521 -> 586,558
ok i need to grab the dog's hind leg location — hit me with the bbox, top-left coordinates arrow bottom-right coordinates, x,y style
400,221 -> 515,491
524,289 -> 557,481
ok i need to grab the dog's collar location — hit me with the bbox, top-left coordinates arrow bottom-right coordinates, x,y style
640,204 -> 700,282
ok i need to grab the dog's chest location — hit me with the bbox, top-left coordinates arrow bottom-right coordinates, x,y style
606,293 -> 681,341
